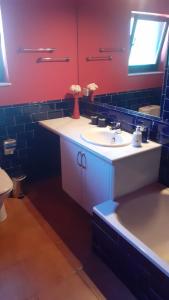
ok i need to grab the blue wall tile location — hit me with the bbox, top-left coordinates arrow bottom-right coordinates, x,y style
0,99 -> 73,177
95,88 -> 161,112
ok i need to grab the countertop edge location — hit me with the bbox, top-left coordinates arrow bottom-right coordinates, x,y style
39,118 -> 161,164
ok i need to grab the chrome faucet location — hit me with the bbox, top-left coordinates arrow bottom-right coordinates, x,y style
109,122 -> 121,142
109,122 -> 121,134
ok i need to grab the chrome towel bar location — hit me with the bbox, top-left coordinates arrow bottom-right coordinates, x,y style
37,57 -> 70,63
18,48 -> 56,53
99,48 -> 125,53
86,56 -> 112,61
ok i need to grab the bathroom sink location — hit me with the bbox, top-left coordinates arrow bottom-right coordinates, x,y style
81,127 -> 132,147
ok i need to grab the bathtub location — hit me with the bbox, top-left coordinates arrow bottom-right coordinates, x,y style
93,183 -> 169,299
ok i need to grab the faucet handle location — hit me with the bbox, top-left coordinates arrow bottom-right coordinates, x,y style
110,121 -> 121,130
116,122 -> 121,129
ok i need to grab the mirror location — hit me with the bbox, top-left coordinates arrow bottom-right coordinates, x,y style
93,10 -> 169,119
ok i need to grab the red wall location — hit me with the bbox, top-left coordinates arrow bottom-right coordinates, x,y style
78,0 -> 169,95
0,0 -> 168,105
0,0 -> 78,105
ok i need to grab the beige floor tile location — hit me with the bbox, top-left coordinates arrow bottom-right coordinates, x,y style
38,273 -> 99,300
0,193 -> 133,300
0,261 -> 37,300
23,242 -> 76,292
0,224 -> 53,271
78,270 -> 106,300
24,197 -> 83,271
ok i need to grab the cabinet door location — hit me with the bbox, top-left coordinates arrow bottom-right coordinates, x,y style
60,137 -> 82,206
81,150 -> 114,213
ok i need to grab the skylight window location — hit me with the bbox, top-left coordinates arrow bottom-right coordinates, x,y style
128,13 -> 168,74
0,7 -> 9,84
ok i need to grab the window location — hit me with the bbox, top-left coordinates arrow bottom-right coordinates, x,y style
0,7 -> 9,84
128,12 -> 169,74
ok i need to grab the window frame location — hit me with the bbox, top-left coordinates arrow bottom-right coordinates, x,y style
0,7 -> 10,85
128,13 -> 169,74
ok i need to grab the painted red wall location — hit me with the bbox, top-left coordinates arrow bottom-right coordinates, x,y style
78,0 -> 169,95
0,0 -> 78,105
0,0 -> 168,105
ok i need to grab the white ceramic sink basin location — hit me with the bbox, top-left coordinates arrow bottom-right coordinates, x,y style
81,127 -> 132,147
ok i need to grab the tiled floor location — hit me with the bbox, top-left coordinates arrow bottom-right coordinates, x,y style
0,197 -> 104,300
25,176 -> 136,300
0,176 -> 136,300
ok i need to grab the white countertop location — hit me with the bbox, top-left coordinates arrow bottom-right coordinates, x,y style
39,116 -> 161,164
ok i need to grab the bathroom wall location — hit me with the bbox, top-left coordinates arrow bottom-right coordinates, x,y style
0,0 -> 77,176
0,99 -> 73,177
0,0 -> 169,184
160,44 -> 169,185
94,88 -> 161,112
78,0 -> 168,95
0,0 -> 78,105
0,0 -> 168,106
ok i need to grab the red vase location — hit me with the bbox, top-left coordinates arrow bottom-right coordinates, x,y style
89,91 -> 94,102
72,94 -> 80,119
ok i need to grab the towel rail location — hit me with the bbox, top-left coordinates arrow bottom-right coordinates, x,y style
86,56 -> 112,62
99,48 -> 125,53
37,57 -> 70,63
18,48 -> 56,53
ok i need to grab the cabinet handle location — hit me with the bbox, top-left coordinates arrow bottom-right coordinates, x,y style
77,151 -> 82,167
81,153 -> 87,169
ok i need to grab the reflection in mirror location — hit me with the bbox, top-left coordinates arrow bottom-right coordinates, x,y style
96,12 -> 169,119
128,12 -> 168,74
0,7 -> 9,85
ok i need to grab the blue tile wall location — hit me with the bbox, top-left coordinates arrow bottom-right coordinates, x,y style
161,44 -> 169,121
94,88 -> 161,111
0,98 -> 73,178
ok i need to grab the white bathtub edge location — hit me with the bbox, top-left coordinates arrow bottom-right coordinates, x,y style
93,200 -> 169,278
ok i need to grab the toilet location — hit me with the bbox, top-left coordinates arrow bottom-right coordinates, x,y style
139,105 -> 160,117
0,168 -> 13,222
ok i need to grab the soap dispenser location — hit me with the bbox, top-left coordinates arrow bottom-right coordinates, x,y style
132,126 -> 142,147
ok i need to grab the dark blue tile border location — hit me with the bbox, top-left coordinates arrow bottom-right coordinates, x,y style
0,98 -> 73,176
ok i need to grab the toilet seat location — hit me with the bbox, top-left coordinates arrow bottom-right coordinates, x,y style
0,169 -> 13,222
0,169 -> 13,195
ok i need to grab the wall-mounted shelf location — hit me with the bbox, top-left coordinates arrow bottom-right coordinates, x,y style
37,57 -> 71,63
18,48 -> 56,53
99,48 -> 125,53
86,56 -> 112,62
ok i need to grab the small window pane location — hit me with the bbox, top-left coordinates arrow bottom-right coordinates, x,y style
0,8 -> 9,83
129,19 -> 167,66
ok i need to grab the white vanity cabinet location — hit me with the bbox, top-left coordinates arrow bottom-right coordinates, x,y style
60,136 -> 113,213
40,117 -> 162,214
